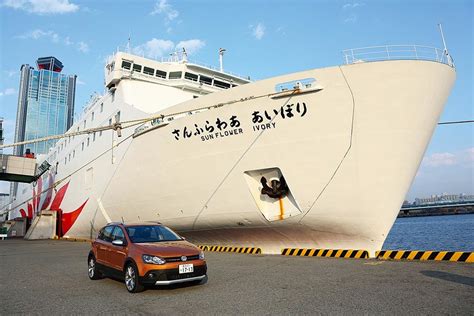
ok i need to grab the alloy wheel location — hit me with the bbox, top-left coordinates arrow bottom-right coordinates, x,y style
88,258 -> 95,278
125,266 -> 135,291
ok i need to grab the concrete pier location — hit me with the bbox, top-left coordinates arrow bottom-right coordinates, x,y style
0,239 -> 472,314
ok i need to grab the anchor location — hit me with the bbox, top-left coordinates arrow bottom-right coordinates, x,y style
260,176 -> 289,199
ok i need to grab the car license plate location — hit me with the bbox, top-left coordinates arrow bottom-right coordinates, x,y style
179,264 -> 193,274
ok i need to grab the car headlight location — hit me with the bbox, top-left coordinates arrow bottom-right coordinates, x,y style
199,251 -> 205,260
142,254 -> 166,265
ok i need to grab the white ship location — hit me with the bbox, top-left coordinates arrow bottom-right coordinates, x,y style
3,44 -> 455,256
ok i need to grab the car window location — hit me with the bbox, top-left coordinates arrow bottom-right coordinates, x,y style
126,225 -> 182,243
102,226 -> 114,243
112,226 -> 125,242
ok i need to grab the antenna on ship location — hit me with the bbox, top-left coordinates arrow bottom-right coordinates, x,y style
182,47 -> 188,63
219,48 -> 226,72
438,23 -> 453,67
127,32 -> 131,53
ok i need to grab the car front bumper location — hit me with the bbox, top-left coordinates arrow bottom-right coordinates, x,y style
139,264 -> 207,285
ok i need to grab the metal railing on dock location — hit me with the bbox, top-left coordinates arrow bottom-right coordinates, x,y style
342,45 -> 455,67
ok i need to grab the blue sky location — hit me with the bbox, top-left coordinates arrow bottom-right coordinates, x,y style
0,0 -> 472,200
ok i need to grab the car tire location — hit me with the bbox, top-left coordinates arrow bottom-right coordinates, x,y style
88,255 -> 102,280
124,263 -> 144,293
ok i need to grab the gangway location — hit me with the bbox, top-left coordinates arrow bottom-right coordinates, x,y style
0,154 -> 50,183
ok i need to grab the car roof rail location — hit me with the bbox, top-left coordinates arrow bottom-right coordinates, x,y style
106,222 -> 122,226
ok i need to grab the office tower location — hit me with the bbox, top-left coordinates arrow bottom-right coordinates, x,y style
14,57 -> 76,156
0,117 -> 4,154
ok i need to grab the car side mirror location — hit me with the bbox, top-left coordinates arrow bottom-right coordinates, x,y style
112,239 -> 124,246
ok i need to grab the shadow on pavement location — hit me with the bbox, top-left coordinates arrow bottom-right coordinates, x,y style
100,275 -> 207,292
421,270 -> 474,287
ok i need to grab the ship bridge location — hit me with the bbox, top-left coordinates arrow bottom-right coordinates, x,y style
104,49 -> 251,96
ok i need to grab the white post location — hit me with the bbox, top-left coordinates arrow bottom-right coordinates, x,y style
438,23 -> 448,53
438,23 -> 453,66
219,48 -> 226,72
127,32 -> 131,53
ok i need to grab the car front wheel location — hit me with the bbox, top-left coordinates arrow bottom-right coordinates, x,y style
88,256 -> 102,280
124,263 -> 144,293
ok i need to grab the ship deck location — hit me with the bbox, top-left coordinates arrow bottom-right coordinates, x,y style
0,239 -> 472,314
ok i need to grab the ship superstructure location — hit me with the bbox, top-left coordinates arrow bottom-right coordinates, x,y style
2,45 -> 455,256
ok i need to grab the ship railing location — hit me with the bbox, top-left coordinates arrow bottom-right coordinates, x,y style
342,45 -> 455,68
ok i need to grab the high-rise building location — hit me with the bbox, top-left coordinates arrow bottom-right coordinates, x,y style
0,117 -> 4,154
14,56 -> 76,156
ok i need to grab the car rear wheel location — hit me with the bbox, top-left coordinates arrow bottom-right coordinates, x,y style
125,263 -> 144,293
88,256 -> 102,280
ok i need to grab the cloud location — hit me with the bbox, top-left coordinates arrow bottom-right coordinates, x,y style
343,15 -> 358,23
77,41 -> 89,53
341,2 -> 364,23
342,2 -> 365,9
76,78 -> 85,85
1,0 -> 79,15
0,88 -> 16,97
64,36 -> 73,46
4,70 -> 18,77
133,38 -> 204,59
423,152 -> 456,167
151,0 -> 178,21
175,39 -> 205,55
422,148 -> 474,167
16,29 -> 89,53
17,29 -> 60,42
251,23 -> 265,40
133,39 -> 175,59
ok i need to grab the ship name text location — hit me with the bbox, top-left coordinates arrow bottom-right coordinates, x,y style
171,102 -> 308,142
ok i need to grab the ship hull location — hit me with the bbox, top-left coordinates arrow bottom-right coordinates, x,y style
10,60 -> 455,256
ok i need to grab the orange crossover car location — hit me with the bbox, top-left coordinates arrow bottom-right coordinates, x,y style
88,222 -> 207,293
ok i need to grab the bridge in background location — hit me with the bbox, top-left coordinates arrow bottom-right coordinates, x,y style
399,202 -> 474,217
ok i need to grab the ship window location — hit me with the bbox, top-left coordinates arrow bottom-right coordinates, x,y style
87,138 -> 90,147
65,157 -> 67,165
121,61 -> 131,70
169,71 -> 182,79
73,150 -> 75,158
185,72 -> 198,81
214,80 -> 230,89
82,142 -> 84,151
93,132 -> 96,141
156,70 -> 167,78
83,120 -> 86,128
143,66 -> 154,75
199,75 -> 212,85
100,103 -> 104,113
133,64 -> 142,72
91,112 -> 95,121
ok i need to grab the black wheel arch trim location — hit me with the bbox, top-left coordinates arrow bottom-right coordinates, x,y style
124,257 -> 138,272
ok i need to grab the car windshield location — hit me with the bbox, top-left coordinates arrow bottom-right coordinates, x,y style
125,225 -> 183,243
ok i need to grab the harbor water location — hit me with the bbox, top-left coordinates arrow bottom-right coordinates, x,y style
383,214 -> 474,251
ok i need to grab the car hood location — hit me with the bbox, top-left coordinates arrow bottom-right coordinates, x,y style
133,241 -> 200,257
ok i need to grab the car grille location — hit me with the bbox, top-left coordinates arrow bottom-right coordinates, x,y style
165,254 -> 200,262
